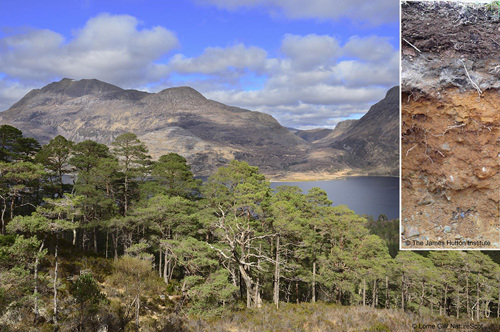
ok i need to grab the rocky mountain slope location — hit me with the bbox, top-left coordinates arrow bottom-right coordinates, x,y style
0,78 -> 399,177
316,87 -> 400,175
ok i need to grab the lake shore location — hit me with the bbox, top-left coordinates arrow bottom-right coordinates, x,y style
266,169 -> 397,182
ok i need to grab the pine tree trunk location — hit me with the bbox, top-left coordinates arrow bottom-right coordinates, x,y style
239,264 -> 258,308
73,228 -> 77,246
296,280 -> 299,304
10,195 -> 15,221
372,279 -> 377,308
466,274 -> 470,319
53,235 -> 59,326
159,249 -> 162,277
363,278 -> 366,306
81,228 -> 86,251
385,275 -> 389,309
444,285 -> 448,316
239,271 -> 244,302
246,286 -> 251,308
135,294 -> 140,331
273,235 -> 280,309
418,280 -> 425,316
124,174 -> 129,216
255,244 -> 261,308
93,227 -> 98,254
431,287 -> 434,315
163,249 -> 169,283
112,230 -> 118,260
105,231 -> 109,259
401,273 -> 405,310
312,261 -> 316,303
34,240 -> 45,319
1,196 -> 7,235
476,273 -> 480,320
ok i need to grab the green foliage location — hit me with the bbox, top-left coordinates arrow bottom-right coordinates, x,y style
147,153 -> 201,198
70,140 -> 111,172
203,160 -> 269,212
0,125 -> 41,162
185,269 -> 239,316
71,272 -> 107,330
0,235 -> 46,317
3,125 -> 500,329
0,160 -> 47,233
486,2 -> 500,14
111,133 -> 151,168
106,255 -> 158,330
35,135 -> 73,197
111,133 -> 151,215
365,217 -> 399,258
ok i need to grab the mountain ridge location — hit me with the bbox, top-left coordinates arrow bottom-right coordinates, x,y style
0,79 -> 399,177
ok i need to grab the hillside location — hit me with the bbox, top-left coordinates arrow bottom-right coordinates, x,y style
316,86 -> 400,176
0,78 -> 309,176
0,78 -> 399,177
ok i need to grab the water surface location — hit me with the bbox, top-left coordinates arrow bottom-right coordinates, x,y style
270,176 -> 399,220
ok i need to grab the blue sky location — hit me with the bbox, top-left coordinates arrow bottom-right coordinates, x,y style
0,0 -> 399,129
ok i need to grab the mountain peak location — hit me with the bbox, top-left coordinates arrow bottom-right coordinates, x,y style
40,78 -> 123,97
157,86 -> 207,100
385,86 -> 399,102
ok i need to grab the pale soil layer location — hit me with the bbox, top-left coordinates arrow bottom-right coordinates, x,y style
401,89 -> 499,249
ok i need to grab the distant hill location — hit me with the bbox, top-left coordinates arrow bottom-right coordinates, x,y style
0,78 -> 399,177
316,120 -> 357,143
293,128 -> 334,143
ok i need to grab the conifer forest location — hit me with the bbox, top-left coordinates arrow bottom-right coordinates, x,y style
1,124 -> 500,331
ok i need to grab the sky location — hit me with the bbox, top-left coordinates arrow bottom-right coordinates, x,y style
0,0 -> 399,130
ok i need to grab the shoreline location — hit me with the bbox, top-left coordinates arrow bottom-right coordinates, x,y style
265,170 -> 398,182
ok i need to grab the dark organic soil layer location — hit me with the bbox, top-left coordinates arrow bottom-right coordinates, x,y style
402,2 -> 500,95
402,1 -> 500,59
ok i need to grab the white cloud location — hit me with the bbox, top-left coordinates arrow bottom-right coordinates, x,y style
195,0 -> 398,25
0,13 -> 178,86
205,85 -> 387,108
180,32 -> 398,129
343,36 -> 395,63
334,58 -> 399,87
168,44 -> 267,74
0,13 -> 398,129
280,34 -> 341,70
251,103 -> 372,129
0,79 -> 34,111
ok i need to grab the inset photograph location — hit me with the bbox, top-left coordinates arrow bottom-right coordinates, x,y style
401,1 -> 500,249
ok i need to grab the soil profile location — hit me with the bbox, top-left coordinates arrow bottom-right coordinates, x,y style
401,1 -> 500,249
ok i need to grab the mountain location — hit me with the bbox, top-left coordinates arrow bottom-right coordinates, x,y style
0,79 -> 399,177
0,79 -> 310,175
316,86 -> 400,175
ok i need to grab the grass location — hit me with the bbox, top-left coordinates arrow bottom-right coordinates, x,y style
183,303 -> 415,332
182,302 -> 500,332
